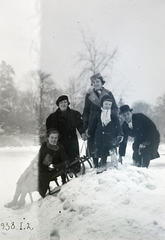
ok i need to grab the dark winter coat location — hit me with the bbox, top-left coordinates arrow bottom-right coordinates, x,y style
38,141 -> 68,197
119,113 -> 160,164
46,107 -> 85,163
82,87 -> 118,157
88,112 -> 122,149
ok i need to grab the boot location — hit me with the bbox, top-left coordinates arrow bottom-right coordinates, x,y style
4,198 -> 18,208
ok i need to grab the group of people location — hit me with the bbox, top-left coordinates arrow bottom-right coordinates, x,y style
5,72 -> 160,209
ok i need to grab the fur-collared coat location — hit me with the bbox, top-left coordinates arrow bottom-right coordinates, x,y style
82,87 -> 118,156
119,113 -> 160,166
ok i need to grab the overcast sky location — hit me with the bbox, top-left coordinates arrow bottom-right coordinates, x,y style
1,0 -> 165,106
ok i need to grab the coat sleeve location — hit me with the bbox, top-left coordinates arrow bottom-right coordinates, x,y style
88,113 -> 98,137
119,123 -> 128,156
82,93 -> 90,129
38,143 -> 49,171
140,113 -> 158,143
75,111 -> 85,135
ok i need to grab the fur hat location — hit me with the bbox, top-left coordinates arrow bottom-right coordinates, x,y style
119,105 -> 133,114
90,73 -> 105,85
101,95 -> 112,107
56,95 -> 70,106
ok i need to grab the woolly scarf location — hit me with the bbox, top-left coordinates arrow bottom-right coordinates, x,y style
101,108 -> 111,126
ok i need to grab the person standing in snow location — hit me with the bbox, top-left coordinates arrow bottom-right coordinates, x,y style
82,73 -> 118,168
88,95 -> 123,170
118,105 -> 160,168
46,95 -> 86,174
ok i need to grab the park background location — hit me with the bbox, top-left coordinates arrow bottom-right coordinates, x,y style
0,0 -> 165,146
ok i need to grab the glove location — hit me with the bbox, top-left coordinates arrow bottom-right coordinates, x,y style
139,141 -> 150,149
81,133 -> 87,141
116,136 -> 123,144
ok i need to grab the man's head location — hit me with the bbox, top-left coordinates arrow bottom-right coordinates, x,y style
101,95 -> 112,110
119,105 -> 133,123
56,95 -> 70,111
46,128 -> 59,145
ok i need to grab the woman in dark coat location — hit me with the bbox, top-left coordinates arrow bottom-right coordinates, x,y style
118,105 -> 160,168
46,95 -> 86,173
38,129 -> 69,198
83,73 -> 118,167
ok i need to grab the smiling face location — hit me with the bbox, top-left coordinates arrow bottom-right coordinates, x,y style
121,111 -> 133,123
59,99 -> 68,111
48,133 -> 59,145
93,78 -> 103,90
102,100 -> 112,110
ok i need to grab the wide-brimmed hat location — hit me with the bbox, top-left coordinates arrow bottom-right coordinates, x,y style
101,95 -> 112,107
119,105 -> 133,114
56,95 -> 70,106
90,73 -> 105,85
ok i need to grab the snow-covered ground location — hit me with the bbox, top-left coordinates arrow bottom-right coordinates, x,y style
0,141 -> 165,240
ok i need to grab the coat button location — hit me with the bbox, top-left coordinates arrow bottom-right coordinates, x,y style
102,132 -> 105,134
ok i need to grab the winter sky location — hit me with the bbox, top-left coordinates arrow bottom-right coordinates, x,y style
0,0 -> 165,106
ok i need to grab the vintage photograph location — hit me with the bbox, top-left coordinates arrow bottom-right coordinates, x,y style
0,0 -> 165,239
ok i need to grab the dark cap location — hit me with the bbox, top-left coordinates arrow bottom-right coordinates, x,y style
46,128 -> 59,137
101,95 -> 112,107
119,105 -> 133,114
56,95 -> 70,106
90,73 -> 105,85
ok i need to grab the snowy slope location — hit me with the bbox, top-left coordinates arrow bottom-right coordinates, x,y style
0,142 -> 165,240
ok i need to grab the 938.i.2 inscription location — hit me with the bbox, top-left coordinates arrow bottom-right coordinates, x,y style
1,218 -> 33,231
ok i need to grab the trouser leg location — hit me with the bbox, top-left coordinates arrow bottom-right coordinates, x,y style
100,147 -> 108,167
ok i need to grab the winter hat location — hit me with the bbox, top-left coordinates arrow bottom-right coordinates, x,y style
119,105 -> 133,114
56,95 -> 70,106
101,95 -> 112,107
90,73 -> 105,85
46,128 -> 59,137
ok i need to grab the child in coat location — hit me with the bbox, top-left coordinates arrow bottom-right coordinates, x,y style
88,95 -> 123,170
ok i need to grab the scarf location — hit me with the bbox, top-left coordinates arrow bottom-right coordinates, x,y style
101,108 -> 111,126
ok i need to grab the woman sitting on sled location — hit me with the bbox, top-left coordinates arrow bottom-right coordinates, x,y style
4,128 -> 69,209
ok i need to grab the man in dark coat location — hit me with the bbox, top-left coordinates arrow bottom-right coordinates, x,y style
83,73 -> 118,168
118,105 -> 160,168
46,95 -> 86,173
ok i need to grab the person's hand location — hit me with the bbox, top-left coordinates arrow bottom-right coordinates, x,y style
48,164 -> 55,171
139,141 -> 150,149
81,133 -> 87,141
116,136 -> 123,144
118,156 -> 123,164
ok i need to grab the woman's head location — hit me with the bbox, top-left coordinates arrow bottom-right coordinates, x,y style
90,73 -> 105,90
46,129 -> 59,145
56,95 -> 70,111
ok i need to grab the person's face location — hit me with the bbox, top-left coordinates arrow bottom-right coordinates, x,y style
102,101 -> 112,110
121,111 -> 133,123
93,78 -> 102,90
59,99 -> 68,111
48,133 -> 58,145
